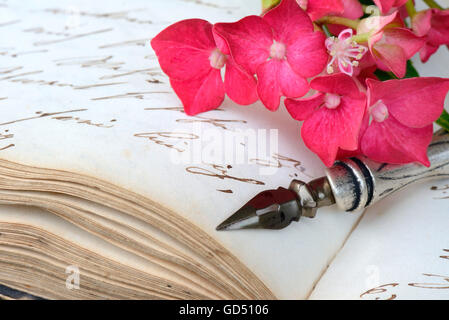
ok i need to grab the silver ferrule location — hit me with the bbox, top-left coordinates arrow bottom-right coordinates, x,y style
325,129 -> 449,212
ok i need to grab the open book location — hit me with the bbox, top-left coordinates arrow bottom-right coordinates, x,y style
0,0 -> 447,300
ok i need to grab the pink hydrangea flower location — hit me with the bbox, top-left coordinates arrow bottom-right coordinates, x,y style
151,19 -> 258,115
341,0 -> 364,19
214,0 -> 327,111
299,0 -> 344,21
263,0 -> 362,22
361,78 -> 449,166
336,111 -> 370,160
412,9 -> 449,63
326,0 -> 364,35
357,11 -> 425,78
285,74 -> 366,167
373,0 -> 408,14
325,28 -> 368,76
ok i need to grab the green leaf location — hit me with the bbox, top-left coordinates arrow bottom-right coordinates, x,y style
404,60 -> 419,78
373,60 -> 420,80
262,0 -> 280,11
374,69 -> 397,81
436,109 -> 449,132
358,0 -> 375,5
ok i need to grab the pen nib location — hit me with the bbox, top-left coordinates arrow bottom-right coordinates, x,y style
216,187 -> 302,231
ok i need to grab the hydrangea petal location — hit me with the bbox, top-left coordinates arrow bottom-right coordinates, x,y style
310,73 -> 360,97
426,9 -> 449,46
170,69 -> 225,115
286,31 -> 327,78
357,11 -> 398,35
373,0 -> 408,14
412,10 -> 433,37
278,61 -> 309,98
336,109 -> 370,160
372,42 -> 407,78
419,43 -> 439,63
325,0 -> 363,34
256,60 -> 282,111
285,93 -> 325,121
356,66 -> 379,84
213,16 -> 272,75
301,95 -> 366,167
305,0 -> 344,21
361,116 -> 433,166
341,0 -> 364,19
263,0 -> 313,44
367,78 -> 449,128
256,59 -> 309,111
151,19 -> 216,81
225,58 -> 258,105
412,9 -> 449,62
382,28 -> 425,59
212,29 -> 230,55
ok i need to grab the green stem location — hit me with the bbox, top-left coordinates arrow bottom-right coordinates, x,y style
423,0 -> 444,9
436,109 -> 449,132
351,32 -> 371,43
321,24 -> 333,37
316,16 -> 360,30
405,0 -> 417,18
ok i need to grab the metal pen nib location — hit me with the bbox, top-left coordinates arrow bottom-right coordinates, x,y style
216,129 -> 449,231
217,177 -> 335,231
216,188 -> 302,231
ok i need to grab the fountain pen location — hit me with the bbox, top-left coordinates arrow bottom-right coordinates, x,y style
216,129 -> 449,231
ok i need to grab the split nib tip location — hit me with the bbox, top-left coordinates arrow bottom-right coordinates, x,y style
215,187 -> 302,231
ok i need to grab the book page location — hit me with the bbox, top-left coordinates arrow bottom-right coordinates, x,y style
310,42 -> 449,299
0,0 -> 364,299
0,203 -> 223,299
310,179 -> 449,300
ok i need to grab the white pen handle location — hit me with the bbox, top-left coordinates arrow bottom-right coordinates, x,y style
325,129 -> 449,212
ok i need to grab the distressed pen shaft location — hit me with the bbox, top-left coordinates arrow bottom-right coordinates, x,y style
325,129 -> 449,212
